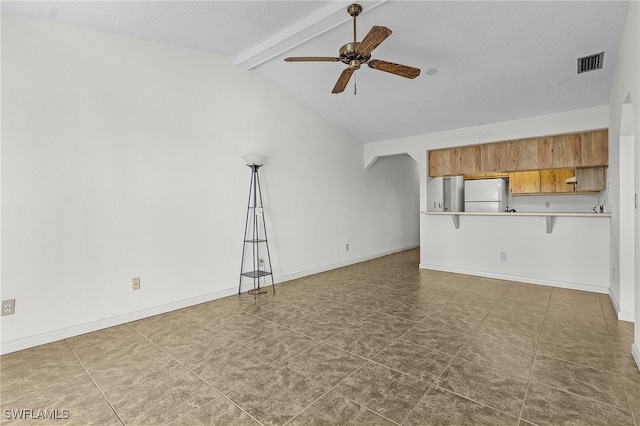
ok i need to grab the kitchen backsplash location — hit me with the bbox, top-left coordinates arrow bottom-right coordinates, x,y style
506,193 -> 603,213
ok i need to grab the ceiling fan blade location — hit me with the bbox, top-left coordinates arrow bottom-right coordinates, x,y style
284,57 -> 340,62
332,68 -> 355,94
357,26 -> 392,55
368,59 -> 421,79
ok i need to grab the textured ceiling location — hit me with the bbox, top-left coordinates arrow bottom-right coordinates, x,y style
2,1 -> 629,143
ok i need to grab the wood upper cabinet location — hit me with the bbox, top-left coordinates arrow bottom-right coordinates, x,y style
580,130 -> 608,167
540,168 -> 576,193
576,166 -> 606,192
463,145 -> 481,174
428,129 -> 608,177
510,168 -> 577,195
509,171 -> 541,194
515,139 -> 537,171
449,147 -> 464,176
560,134 -> 582,167
428,149 -> 450,177
480,142 -> 507,173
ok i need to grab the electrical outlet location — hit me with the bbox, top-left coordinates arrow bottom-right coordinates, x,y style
346,243 -> 349,251
500,252 -> 507,261
2,299 -> 15,316
259,258 -> 265,268
132,277 -> 141,290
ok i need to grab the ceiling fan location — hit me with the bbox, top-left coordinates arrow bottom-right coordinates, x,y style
284,3 -> 421,94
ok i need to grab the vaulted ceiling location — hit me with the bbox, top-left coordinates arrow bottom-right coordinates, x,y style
2,1 -> 629,143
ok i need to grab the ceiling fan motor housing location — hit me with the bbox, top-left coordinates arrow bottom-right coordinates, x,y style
339,42 -> 370,68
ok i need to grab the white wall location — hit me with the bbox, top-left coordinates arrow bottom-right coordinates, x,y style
421,214 -> 610,293
607,0 -> 640,367
617,131 -> 635,321
0,15 -> 420,354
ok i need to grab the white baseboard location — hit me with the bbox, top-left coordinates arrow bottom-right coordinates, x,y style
607,290 -> 636,323
240,244 -> 418,292
419,263 -> 609,294
1,245 -> 419,355
0,286 -> 242,355
608,289 -> 622,315
632,343 -> 640,372
276,244 -> 419,284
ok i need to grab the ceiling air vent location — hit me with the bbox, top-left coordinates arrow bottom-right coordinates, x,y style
577,52 -> 604,74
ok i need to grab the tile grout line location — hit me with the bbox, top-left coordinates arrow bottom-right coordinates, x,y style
63,339 -> 127,426
199,313 -> 346,426
599,293 -> 639,426
537,351 -> 624,375
518,286 -> 553,423
123,322 -> 268,426
616,357 -> 640,426
320,359 -> 403,426
239,280 -> 416,424
526,379 -> 635,414
231,271 -> 430,424
399,280 -> 533,424
397,316 -> 477,425
279,388 -> 333,426
426,384 -> 523,422
301,306 -> 425,424
528,289 -> 636,425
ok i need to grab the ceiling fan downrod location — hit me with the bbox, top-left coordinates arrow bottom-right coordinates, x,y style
348,4 -> 362,44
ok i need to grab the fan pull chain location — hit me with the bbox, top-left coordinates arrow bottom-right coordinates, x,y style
354,72 -> 357,95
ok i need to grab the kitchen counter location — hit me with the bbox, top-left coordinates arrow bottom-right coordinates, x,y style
421,211 -> 611,217
420,209 -> 610,293
421,211 -> 610,233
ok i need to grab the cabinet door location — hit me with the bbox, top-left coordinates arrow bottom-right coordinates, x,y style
429,149 -> 450,177
560,135 -> 582,167
540,168 -> 576,193
463,145 -> 482,174
509,171 -> 541,194
515,139 -> 538,171
481,142 -> 507,172
580,130 -> 608,167
537,137 -> 554,169
576,167 -> 606,192
449,147 -> 465,175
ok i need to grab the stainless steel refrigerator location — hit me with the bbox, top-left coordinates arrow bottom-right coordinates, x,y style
464,178 -> 508,212
427,176 -> 464,212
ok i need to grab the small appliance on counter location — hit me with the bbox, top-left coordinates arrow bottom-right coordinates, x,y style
464,178 -> 508,212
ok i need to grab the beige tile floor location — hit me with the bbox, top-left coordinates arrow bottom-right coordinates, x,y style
1,249 -> 639,425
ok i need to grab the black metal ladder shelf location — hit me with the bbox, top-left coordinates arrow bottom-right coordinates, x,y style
238,161 -> 275,296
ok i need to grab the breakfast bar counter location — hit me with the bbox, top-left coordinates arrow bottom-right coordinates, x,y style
421,211 -> 611,233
